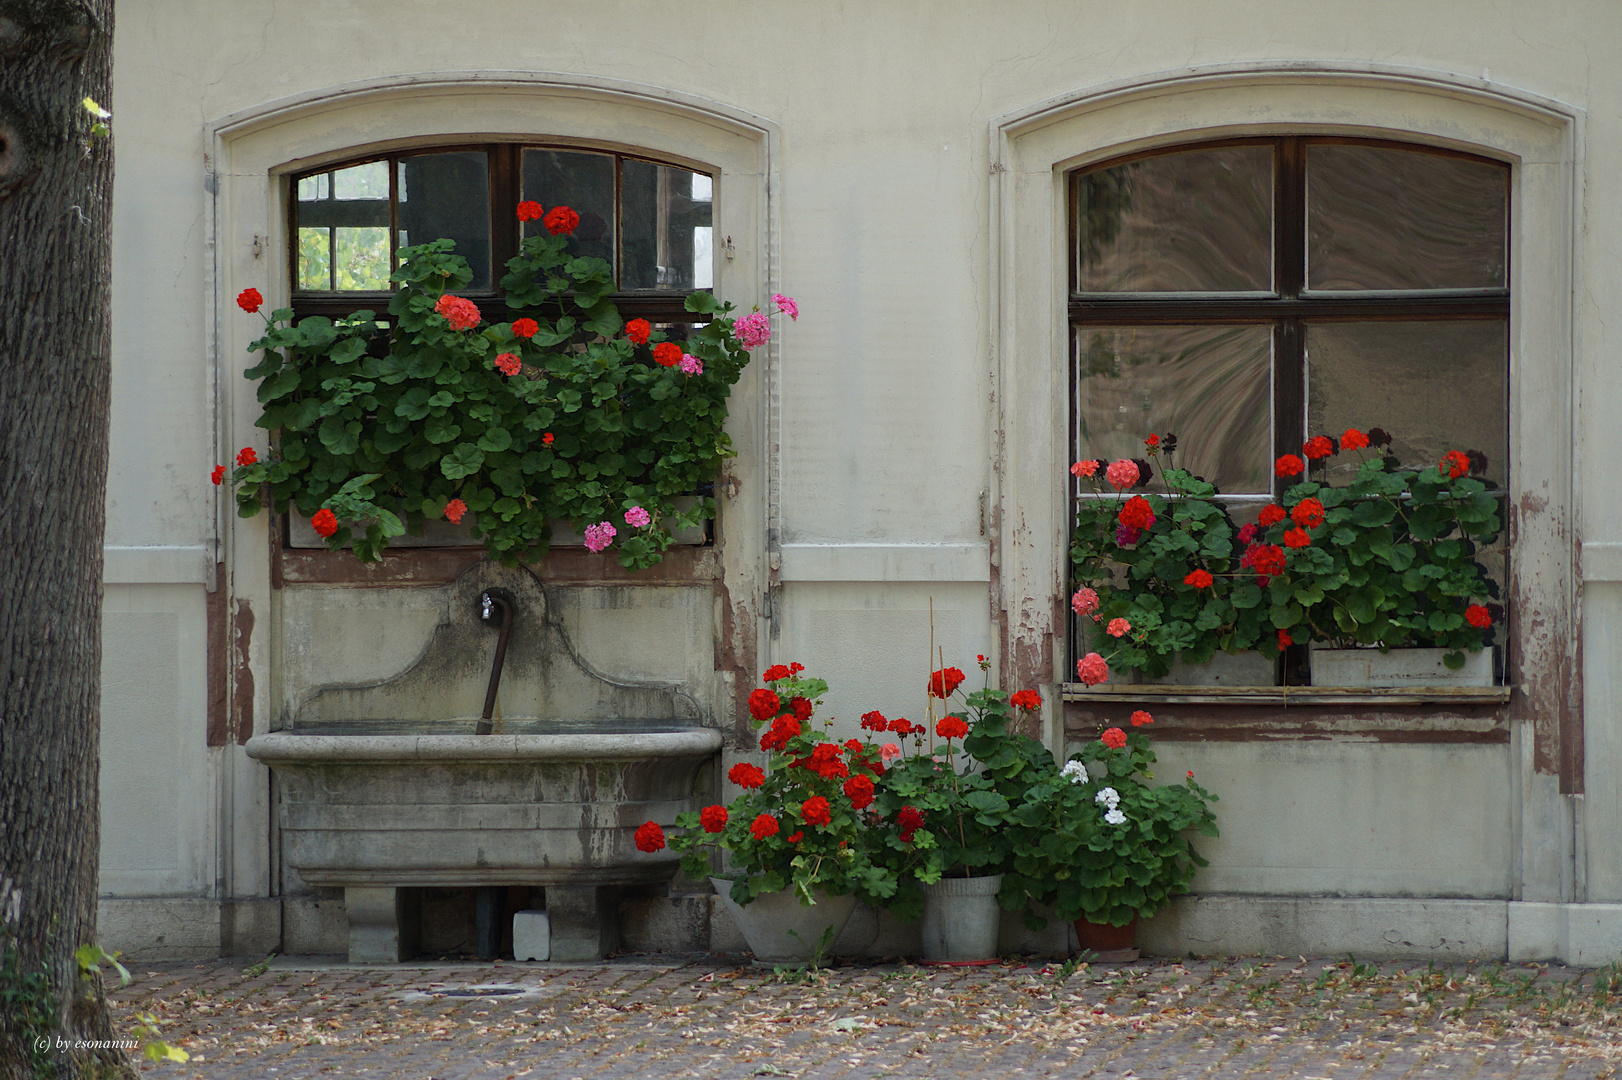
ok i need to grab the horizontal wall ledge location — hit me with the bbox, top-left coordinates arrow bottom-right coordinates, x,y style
777,543 -> 990,582
103,545 -> 210,585
1065,683 -> 1514,706
1581,541 -> 1622,581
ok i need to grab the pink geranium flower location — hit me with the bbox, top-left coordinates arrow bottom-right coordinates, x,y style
1072,587 -> 1100,616
434,294 -> 481,331
1076,652 -> 1109,686
679,353 -> 703,376
879,742 -> 902,763
1106,617 -> 1131,638
1105,459 -> 1140,490
583,521 -> 617,552
493,352 -> 522,376
772,293 -> 798,321
624,506 -> 651,528
734,311 -> 772,350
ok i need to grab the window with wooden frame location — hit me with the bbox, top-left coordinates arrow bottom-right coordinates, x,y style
289,143 -> 714,330
1068,136 -> 1510,679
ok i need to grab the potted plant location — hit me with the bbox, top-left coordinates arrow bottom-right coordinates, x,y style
1005,709 -> 1219,960
860,657 -> 1053,964
636,665 -> 896,965
216,201 -> 796,570
1068,428 -> 1503,688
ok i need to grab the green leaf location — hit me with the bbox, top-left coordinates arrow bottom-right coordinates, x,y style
477,427 -> 513,453
440,444 -> 485,480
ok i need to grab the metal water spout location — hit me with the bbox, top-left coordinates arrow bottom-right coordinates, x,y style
475,589 -> 515,735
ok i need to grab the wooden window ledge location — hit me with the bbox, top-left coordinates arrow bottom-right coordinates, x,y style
1062,683 -> 1513,706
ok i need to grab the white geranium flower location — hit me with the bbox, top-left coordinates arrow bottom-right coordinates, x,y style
1103,808 -> 1127,826
1093,786 -> 1119,808
1060,760 -> 1088,784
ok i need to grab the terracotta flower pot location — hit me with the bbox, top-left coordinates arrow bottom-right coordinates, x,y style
1074,913 -> 1140,962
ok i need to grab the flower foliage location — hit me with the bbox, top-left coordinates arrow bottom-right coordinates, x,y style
1006,715 -> 1218,927
1070,429 -> 1503,678
657,667 -> 895,908
225,219 -> 788,568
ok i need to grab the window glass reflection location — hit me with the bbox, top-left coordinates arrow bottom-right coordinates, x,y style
397,152 -> 490,290
521,149 -> 615,269
621,160 -> 714,291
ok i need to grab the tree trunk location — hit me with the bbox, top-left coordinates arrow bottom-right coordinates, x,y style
0,1 -> 135,1078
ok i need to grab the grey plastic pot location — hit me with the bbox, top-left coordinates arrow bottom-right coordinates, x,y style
919,873 -> 1004,963
711,877 -> 856,965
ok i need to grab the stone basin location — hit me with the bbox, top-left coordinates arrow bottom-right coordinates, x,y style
245,719 -> 721,961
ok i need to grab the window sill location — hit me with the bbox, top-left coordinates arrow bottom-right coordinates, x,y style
1062,683 -> 1513,706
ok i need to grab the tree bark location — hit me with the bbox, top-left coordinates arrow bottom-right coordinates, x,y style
0,1 -> 135,1077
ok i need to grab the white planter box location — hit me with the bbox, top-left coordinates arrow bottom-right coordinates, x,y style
1135,651 -> 1278,686
1310,647 -> 1495,687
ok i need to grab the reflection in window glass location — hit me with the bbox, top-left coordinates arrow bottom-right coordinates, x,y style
1075,325 -> 1273,494
1307,146 -> 1508,291
398,152 -> 490,289
622,160 -> 713,291
1306,321 -> 1508,486
295,161 -> 390,291
521,149 -> 615,268
1075,146 -> 1273,293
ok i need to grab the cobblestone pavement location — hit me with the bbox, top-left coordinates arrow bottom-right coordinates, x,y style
105,954 -> 1622,1079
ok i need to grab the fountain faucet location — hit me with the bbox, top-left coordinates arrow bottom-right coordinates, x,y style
475,589 -> 515,735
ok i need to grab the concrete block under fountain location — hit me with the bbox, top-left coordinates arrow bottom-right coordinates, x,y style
245,564 -> 721,963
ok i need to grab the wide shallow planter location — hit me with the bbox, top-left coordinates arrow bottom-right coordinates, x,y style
710,878 -> 856,965
1310,646 -> 1494,687
919,873 -> 1004,965
1074,914 -> 1140,963
1135,651 -> 1277,686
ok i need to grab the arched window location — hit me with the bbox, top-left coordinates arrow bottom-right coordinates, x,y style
289,144 -> 714,328
1069,137 -> 1509,504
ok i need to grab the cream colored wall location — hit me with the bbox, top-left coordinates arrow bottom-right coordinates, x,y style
100,0 -> 1622,952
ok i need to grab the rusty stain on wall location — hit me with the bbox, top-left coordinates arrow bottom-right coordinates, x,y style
233,598 -> 255,745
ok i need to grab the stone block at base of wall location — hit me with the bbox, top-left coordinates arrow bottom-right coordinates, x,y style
1141,895 -> 1509,960
99,897 -> 282,961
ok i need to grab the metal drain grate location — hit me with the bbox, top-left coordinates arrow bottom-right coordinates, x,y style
439,986 -> 525,998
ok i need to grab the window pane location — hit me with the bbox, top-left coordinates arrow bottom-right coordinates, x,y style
1074,147 -> 1272,293
1075,325 -> 1273,494
1305,321 -> 1508,487
295,162 -> 390,292
621,160 -> 714,291
1307,146 -> 1508,291
398,151 -> 490,290
521,149 -> 616,271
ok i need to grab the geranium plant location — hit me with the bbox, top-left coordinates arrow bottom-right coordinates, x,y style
1005,710 -> 1218,927
638,665 -> 898,908
216,202 -> 795,570
858,657 -> 1055,921
1070,427 -> 1503,682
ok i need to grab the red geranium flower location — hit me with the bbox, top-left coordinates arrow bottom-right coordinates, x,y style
1183,569 -> 1214,589
434,294 -> 481,331
236,288 -> 263,313
749,814 -> 779,840
1465,604 -> 1492,628
1009,689 -> 1042,711
1275,454 -> 1305,477
511,317 -> 539,338
935,716 -> 969,740
544,205 -> 580,235
1144,433 -> 1160,448
625,318 -> 652,346
785,831 -> 803,844
444,498 -> 467,524
1291,497 -> 1325,529
897,806 -> 926,843
1277,629 -> 1293,649
1341,428 -> 1370,451
1283,527 -> 1311,548
889,717 -> 918,736
310,508 -> 339,538
542,432 -> 554,446
494,352 -> 522,376
748,688 -> 781,721
789,696 -> 814,721
1118,494 -> 1157,531
1258,504 -> 1286,527
1130,710 -> 1153,726
1440,450 -> 1470,479
515,200 -> 544,222
760,714 -> 801,752
210,465 -> 227,485
634,821 -> 665,852
801,796 -> 832,827
860,710 -> 888,731
928,667 -> 966,699
1242,543 -> 1287,585
1100,727 -> 1127,749
762,664 -> 792,682
652,341 -> 683,367
1076,652 -> 1109,686
1302,435 -> 1336,460
843,774 -> 875,810
699,805 -> 728,833
236,446 -> 258,467
728,762 -> 765,789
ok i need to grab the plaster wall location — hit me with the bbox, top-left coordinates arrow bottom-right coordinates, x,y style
96,0 -> 1622,960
